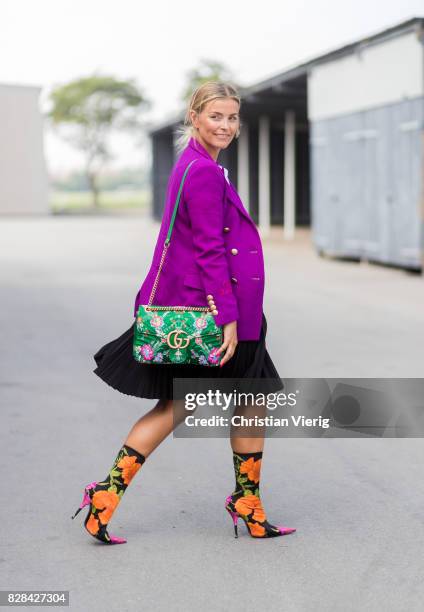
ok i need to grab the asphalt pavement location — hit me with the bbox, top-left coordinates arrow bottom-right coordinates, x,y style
1,213 -> 423,612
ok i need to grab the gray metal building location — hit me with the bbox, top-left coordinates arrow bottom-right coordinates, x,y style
309,18 -> 424,271
149,17 -> 424,271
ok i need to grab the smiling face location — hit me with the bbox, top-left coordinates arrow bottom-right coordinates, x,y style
190,97 -> 240,161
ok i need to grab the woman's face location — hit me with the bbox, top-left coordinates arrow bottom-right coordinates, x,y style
190,97 -> 240,160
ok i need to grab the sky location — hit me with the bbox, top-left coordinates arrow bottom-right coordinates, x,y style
1,0 -> 423,174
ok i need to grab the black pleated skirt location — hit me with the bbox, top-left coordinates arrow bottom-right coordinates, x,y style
93,311 -> 283,400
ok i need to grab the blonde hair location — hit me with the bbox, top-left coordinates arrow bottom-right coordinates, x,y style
174,81 -> 241,154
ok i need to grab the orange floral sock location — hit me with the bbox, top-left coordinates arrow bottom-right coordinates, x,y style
84,444 -> 146,543
230,450 -> 283,538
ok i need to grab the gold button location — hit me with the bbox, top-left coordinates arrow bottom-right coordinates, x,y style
212,309 -> 218,315
231,248 -> 238,255
224,227 -> 230,232
209,303 -> 216,309
231,277 -> 238,283
206,294 -> 214,300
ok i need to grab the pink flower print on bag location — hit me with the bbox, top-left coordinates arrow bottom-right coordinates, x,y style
140,344 -> 154,361
195,317 -> 207,330
208,347 -> 220,365
151,315 -> 164,328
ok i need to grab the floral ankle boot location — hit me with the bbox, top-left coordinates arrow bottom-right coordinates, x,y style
225,451 -> 296,539
72,444 -> 146,544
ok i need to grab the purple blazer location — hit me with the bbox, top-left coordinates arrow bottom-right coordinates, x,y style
133,136 -> 265,341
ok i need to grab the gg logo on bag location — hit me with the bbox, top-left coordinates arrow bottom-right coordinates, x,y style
166,329 -> 190,349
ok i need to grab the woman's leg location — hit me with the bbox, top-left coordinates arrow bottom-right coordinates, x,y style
230,400 -> 266,453
75,398 -> 188,544
124,398 -> 187,459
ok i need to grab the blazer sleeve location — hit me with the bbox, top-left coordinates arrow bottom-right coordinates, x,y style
184,161 -> 239,328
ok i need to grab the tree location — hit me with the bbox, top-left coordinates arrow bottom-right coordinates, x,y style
181,59 -> 239,102
47,74 -> 151,207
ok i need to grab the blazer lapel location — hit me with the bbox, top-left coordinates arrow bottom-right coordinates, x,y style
225,180 -> 256,226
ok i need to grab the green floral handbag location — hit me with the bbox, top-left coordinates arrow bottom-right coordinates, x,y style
133,159 -> 223,367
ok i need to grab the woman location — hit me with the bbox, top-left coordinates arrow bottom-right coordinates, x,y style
72,81 -> 296,543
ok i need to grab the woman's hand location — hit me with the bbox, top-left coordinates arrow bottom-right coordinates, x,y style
217,320 -> 238,366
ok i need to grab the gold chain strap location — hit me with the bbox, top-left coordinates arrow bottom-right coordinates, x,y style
145,306 -> 210,312
147,242 -> 168,306
146,242 -> 210,313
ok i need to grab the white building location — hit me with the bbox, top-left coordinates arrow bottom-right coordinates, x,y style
0,83 -> 48,214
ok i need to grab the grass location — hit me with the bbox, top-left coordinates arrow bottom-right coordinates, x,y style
50,189 -> 150,214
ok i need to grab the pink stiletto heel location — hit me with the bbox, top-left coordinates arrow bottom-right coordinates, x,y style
71,481 -> 97,519
71,481 -> 127,545
225,496 -> 239,538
